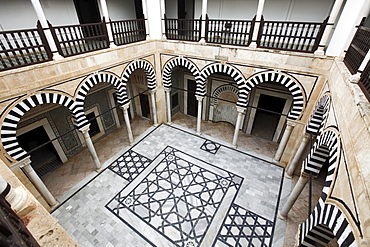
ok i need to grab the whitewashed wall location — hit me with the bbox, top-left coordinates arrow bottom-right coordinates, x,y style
0,0 -> 137,31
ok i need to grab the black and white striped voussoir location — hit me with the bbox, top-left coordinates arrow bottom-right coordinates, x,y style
162,57 -> 202,94
245,71 -> 305,120
1,93 -> 76,161
306,95 -> 330,135
122,60 -> 156,90
300,129 -> 355,247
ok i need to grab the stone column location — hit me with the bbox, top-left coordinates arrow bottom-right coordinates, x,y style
273,120 -> 295,163
286,133 -> 310,178
350,49 -> 370,83
79,124 -> 101,170
99,0 -> 116,48
160,0 -> 166,39
164,88 -> 172,124
30,0 -> 63,60
19,157 -> 57,206
314,0 -> 345,55
150,89 -> 159,126
0,175 -> 29,213
121,103 -> 134,144
249,0 -> 265,48
232,107 -> 246,147
196,96 -> 205,135
199,0 -> 208,43
142,0 -> 150,40
278,173 -> 309,220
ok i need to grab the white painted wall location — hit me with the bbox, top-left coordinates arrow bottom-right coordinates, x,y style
107,0 -> 136,21
0,0 -> 138,31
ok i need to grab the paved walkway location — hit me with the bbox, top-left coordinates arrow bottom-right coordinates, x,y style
52,124 -> 285,247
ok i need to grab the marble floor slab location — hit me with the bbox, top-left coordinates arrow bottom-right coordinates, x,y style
52,124 -> 285,247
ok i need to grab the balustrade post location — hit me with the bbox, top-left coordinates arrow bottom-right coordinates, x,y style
273,120 -> 295,164
249,0 -> 265,48
314,0 -> 345,55
350,49 -> 370,83
232,107 -> 246,148
30,0 -> 63,60
79,124 -> 102,170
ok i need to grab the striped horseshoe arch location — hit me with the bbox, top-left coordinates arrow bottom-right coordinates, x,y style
300,128 -> 355,246
306,94 -> 330,135
162,56 -> 202,94
75,72 -> 122,127
200,63 -> 246,103
303,129 -> 337,177
1,93 -> 77,161
122,59 -> 156,92
244,71 -> 305,120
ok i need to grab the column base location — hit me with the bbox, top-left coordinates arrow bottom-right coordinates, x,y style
272,159 -> 279,164
196,132 -> 202,136
284,172 -> 293,179
52,53 -> 64,61
314,49 -> 325,56
277,211 -> 287,221
153,123 -> 159,127
167,122 -> 173,125
199,38 -> 206,44
248,42 -> 257,49
109,42 -> 117,49
232,145 -> 237,149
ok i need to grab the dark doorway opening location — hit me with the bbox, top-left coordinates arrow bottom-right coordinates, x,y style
86,112 -> 102,137
18,126 -> 62,177
251,94 -> 286,141
140,93 -> 151,119
74,0 -> 101,24
187,79 -> 198,117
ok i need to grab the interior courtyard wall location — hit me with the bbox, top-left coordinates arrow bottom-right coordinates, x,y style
326,59 -> 370,240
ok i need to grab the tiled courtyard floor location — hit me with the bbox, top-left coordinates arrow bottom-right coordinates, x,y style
51,124 -> 285,247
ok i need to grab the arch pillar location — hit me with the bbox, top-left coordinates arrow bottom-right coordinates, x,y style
232,107 -> 246,148
164,88 -> 172,125
286,133 -> 311,178
18,157 -> 57,207
79,124 -> 101,170
273,120 -> 295,164
149,89 -> 159,126
121,103 -> 134,144
196,96 -> 205,135
278,172 -> 310,220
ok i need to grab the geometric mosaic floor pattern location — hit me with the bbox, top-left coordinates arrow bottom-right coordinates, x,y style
52,124 -> 284,247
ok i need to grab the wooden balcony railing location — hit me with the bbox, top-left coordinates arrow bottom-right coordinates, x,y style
50,21 -> 109,57
206,17 -> 255,46
257,17 -> 328,52
343,25 -> 370,74
0,22 -> 52,71
359,60 -> 370,102
111,19 -> 146,45
164,16 -> 202,42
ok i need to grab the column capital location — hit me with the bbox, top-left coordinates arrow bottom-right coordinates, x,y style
236,106 -> 246,113
164,87 -> 171,93
79,123 -> 91,134
286,119 -> 296,127
14,156 -> 32,169
149,88 -> 158,94
121,102 -> 131,111
195,95 -> 205,101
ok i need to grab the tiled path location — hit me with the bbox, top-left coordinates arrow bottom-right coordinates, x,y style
52,124 -> 284,247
